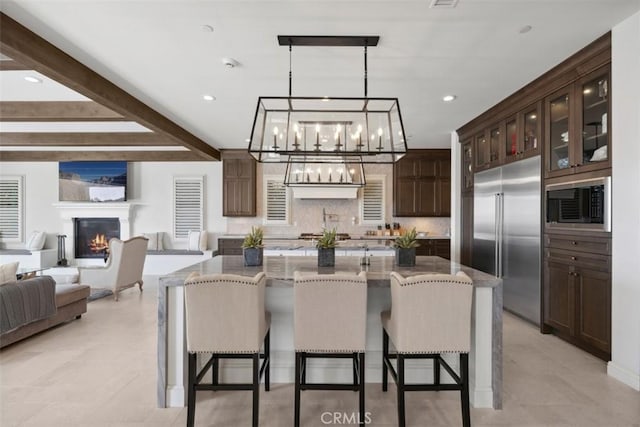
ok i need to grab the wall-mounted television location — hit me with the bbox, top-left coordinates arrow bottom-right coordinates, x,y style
59,161 -> 127,202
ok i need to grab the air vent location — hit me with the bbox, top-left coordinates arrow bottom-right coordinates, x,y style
173,177 -> 204,239
429,0 -> 459,8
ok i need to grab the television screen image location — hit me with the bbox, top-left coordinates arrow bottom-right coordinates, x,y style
59,161 -> 127,202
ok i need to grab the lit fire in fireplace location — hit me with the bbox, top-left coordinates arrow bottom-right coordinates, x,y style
89,233 -> 109,253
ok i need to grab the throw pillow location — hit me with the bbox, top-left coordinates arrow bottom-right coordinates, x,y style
25,231 -> 46,250
187,231 -> 201,251
143,232 -> 164,251
0,262 -> 19,285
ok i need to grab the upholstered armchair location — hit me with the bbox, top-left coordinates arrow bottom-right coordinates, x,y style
78,236 -> 148,301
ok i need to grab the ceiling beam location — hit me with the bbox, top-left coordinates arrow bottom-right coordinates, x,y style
0,150 -> 207,162
0,132 -> 180,146
0,58 -> 29,70
0,101 -> 125,121
0,13 -> 220,161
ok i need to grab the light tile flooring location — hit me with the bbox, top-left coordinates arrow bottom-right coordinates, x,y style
1,278 -> 639,426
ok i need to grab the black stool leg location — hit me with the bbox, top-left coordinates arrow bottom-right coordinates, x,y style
252,352 -> 260,427
359,352 -> 366,426
397,354 -> 405,427
434,354 -> 441,387
382,329 -> 389,392
460,353 -> 470,427
294,352 -> 301,427
301,352 -> 307,386
187,352 -> 197,427
212,355 -> 219,387
264,330 -> 271,391
353,352 -> 358,388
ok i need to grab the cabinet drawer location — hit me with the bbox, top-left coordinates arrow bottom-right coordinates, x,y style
546,248 -> 610,272
544,233 -> 611,255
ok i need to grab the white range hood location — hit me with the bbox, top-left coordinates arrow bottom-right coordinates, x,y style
291,186 -> 358,199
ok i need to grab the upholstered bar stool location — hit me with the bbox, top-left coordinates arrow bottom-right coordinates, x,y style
183,272 -> 271,427
293,271 -> 368,427
381,271 -> 474,427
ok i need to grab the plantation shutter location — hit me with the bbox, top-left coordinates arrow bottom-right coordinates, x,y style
173,177 -> 203,238
360,177 -> 385,224
264,177 -> 288,223
0,176 -> 23,242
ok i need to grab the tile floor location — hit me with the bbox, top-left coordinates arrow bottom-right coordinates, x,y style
1,278 -> 638,426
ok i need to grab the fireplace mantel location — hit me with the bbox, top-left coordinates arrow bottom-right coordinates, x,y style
54,202 -> 137,265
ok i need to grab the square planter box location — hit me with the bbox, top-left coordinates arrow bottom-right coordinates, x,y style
317,247 -> 335,267
395,248 -> 416,267
243,247 -> 263,266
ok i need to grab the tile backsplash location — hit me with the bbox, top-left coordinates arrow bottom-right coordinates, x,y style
226,163 -> 451,237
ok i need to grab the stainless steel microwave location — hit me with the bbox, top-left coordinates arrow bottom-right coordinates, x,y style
545,176 -> 611,232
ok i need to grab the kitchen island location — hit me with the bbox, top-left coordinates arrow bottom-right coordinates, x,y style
158,255 -> 502,409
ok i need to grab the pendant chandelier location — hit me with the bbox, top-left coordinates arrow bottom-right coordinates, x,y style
247,36 -> 408,165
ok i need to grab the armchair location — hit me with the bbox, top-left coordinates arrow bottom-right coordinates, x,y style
78,236 -> 148,301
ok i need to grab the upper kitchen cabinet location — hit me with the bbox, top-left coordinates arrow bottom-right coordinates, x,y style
222,150 -> 256,217
461,140 -> 473,193
393,149 -> 451,217
545,65 -> 611,178
473,131 -> 489,171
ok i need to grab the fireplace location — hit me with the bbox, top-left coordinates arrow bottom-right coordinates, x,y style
74,218 -> 121,259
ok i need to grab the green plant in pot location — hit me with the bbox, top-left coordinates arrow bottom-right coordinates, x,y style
316,228 -> 337,267
242,226 -> 264,266
394,227 -> 419,266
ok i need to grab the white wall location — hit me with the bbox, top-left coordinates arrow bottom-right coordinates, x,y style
450,131 -> 461,263
0,161 -> 226,251
609,10 -> 640,391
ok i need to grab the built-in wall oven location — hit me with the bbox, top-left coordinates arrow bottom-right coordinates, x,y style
545,176 -> 611,232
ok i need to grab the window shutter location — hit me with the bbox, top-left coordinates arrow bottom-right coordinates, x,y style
360,177 -> 385,224
264,177 -> 289,223
173,177 -> 203,239
0,176 -> 23,242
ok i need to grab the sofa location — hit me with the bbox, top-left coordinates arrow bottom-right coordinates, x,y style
0,276 -> 90,348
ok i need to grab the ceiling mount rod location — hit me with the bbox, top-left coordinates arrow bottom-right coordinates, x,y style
288,41 -> 292,97
277,35 -> 379,47
364,43 -> 368,98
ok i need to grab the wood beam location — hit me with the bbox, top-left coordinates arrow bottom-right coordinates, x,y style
0,101 -> 124,121
0,13 -> 220,160
0,59 -> 29,70
0,132 -> 180,146
0,150 -> 208,162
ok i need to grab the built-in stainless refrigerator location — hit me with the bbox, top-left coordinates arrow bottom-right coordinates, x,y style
473,156 -> 541,325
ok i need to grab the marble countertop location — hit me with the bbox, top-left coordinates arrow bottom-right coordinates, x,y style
160,255 -> 500,289
219,234 -> 451,240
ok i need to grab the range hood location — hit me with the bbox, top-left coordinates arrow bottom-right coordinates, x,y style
291,187 -> 358,199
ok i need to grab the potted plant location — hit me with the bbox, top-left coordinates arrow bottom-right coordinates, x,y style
242,226 -> 264,266
316,228 -> 337,267
394,227 -> 419,267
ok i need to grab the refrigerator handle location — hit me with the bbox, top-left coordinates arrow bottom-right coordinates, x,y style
494,193 -> 500,277
497,192 -> 504,278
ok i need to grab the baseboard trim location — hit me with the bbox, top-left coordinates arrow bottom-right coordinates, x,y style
607,361 -> 640,390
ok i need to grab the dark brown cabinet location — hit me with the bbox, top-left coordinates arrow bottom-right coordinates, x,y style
393,149 -> 450,217
218,238 -> 244,255
416,238 -> 451,260
222,150 -> 256,217
461,140 -> 473,192
543,232 -> 611,360
545,65 -> 610,178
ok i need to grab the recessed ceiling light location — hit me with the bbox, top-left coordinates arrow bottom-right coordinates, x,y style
203,94 -> 216,101
442,95 -> 456,102
202,24 -> 214,32
519,25 -> 533,34
24,76 -> 42,83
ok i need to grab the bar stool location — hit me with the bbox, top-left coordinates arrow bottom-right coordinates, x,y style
293,271 -> 368,427
381,271 -> 473,427
183,272 -> 271,427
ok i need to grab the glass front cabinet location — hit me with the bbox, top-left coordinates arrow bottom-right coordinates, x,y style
545,65 -> 610,178
462,140 -> 473,192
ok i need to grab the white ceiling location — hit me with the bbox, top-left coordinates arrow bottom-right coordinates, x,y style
1,0 -> 639,151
